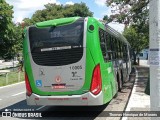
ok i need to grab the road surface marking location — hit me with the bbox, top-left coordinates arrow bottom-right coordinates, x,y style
0,81 -> 25,89
36,106 -> 46,111
11,91 -> 25,97
0,99 -> 2,100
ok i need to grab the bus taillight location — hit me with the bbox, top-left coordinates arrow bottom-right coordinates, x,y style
25,72 -> 32,96
90,64 -> 102,95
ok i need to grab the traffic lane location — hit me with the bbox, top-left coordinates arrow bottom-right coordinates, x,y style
0,82 -> 43,112
0,93 -> 40,111
0,89 -> 46,112
0,100 -> 44,112
0,82 -> 25,100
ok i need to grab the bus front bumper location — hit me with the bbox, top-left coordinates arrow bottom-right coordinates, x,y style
26,91 -> 103,106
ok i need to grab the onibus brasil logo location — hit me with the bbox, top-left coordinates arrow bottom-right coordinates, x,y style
2,109 -> 42,118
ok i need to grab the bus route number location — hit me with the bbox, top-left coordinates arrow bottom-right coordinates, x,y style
70,65 -> 82,70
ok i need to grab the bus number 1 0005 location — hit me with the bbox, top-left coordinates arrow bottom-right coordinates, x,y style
70,65 -> 82,70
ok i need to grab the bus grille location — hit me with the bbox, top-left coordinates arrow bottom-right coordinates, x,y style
31,48 -> 83,66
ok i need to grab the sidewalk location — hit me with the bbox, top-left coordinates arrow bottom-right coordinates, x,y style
122,65 -> 150,120
139,60 -> 149,67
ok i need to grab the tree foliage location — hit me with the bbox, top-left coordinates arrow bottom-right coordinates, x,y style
0,0 -> 23,60
105,0 -> 149,40
106,0 -> 149,25
123,25 -> 149,64
0,2 -> 93,60
0,0 -> 13,35
106,0 -> 149,63
23,3 -> 93,26
0,0 -> 15,59
123,25 -> 148,53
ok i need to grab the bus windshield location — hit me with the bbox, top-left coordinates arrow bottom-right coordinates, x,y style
29,19 -> 84,52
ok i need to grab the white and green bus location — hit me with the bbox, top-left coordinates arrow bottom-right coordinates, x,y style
23,17 -> 132,106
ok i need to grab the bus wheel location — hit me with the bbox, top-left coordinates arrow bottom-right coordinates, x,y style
121,70 -> 124,83
113,80 -> 118,98
117,73 -> 122,92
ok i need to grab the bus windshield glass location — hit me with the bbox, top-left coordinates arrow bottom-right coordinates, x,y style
29,19 -> 84,52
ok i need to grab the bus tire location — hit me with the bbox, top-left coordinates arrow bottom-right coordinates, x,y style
121,70 -> 124,83
117,73 -> 122,92
113,82 -> 118,98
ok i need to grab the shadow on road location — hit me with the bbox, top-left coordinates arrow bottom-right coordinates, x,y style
39,104 -> 108,119
0,99 -> 109,119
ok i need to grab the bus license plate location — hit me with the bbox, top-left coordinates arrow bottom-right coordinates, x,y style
52,84 -> 66,89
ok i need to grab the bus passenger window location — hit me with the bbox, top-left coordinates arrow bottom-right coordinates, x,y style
114,39 -> 118,59
106,33 -> 112,60
111,37 -> 116,59
99,29 -> 107,59
118,41 -> 122,59
123,45 -> 128,61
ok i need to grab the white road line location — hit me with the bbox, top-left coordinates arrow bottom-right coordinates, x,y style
36,106 -> 46,111
0,81 -> 25,89
11,91 -> 25,97
0,99 -> 2,100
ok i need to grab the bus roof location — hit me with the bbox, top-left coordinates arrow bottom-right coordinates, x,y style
88,17 -> 130,46
105,24 -> 130,46
34,16 -> 130,46
36,17 -> 80,28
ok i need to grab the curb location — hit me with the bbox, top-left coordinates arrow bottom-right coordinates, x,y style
121,66 -> 137,120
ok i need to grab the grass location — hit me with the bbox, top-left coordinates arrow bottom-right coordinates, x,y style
0,71 -> 24,87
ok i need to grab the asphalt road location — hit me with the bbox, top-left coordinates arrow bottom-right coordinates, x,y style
0,69 -> 135,120
0,82 -> 26,109
0,82 -> 43,111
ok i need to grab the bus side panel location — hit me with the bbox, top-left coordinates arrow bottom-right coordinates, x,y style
86,19 -> 105,105
101,62 -> 117,104
86,18 -> 116,104
84,48 -> 96,92
23,29 -> 35,94
86,18 -> 101,66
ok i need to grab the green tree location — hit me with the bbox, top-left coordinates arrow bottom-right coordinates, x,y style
106,0 -> 149,64
123,25 -> 148,64
103,15 -> 112,23
12,23 -> 23,54
0,0 -> 14,60
106,0 -> 149,25
0,0 -> 23,60
23,3 -> 93,26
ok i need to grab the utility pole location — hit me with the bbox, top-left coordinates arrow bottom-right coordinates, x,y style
149,0 -> 160,119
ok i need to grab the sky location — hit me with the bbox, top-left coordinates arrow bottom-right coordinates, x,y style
6,0 -> 124,32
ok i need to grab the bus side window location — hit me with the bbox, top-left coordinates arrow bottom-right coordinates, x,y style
99,29 -> 107,60
114,38 -> 118,59
111,37 -> 116,60
116,40 -> 119,59
121,42 -> 124,59
118,40 -> 122,59
106,33 -> 112,60
123,44 -> 128,61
